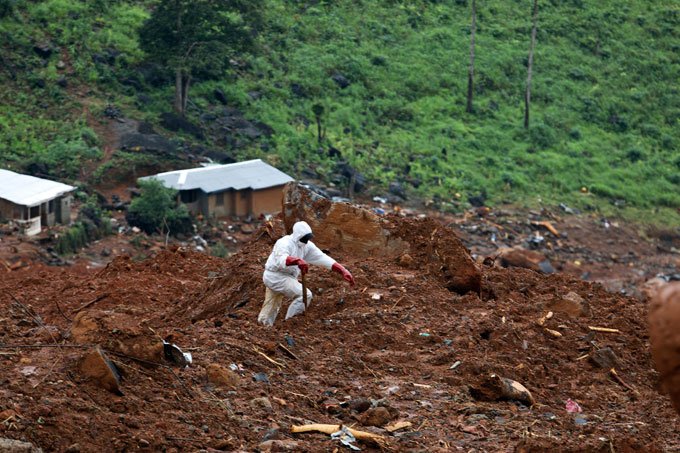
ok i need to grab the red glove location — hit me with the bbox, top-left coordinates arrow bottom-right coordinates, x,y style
286,256 -> 309,275
332,262 -> 355,286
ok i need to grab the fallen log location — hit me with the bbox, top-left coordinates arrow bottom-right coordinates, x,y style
291,423 -> 386,445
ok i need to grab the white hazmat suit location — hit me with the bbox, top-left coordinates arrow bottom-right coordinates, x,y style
259,221 -> 352,326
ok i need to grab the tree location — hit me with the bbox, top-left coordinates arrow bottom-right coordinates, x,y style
466,0 -> 477,114
139,0 -> 262,115
524,0 -> 538,129
126,179 -> 192,236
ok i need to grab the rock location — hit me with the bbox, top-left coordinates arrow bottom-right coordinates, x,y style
258,440 -> 299,451
214,88 -> 228,105
549,291 -> 590,317
33,43 -> 52,58
590,347 -> 620,369
359,406 -> 398,427
498,248 -> 554,274
206,364 -> 240,389
261,428 -> 280,442
649,282 -> 680,414
64,444 -> 80,453
349,397 -> 371,413
79,347 -> 122,395
388,181 -> 407,200
120,132 -> 177,155
397,254 -> 414,267
71,310 -> 164,363
56,76 -> 68,88
160,112 -> 204,139
56,60 -> 66,70
0,438 -> 43,452
470,374 -> 534,406
250,397 -> 273,411
331,73 -> 351,88
282,182 -> 481,295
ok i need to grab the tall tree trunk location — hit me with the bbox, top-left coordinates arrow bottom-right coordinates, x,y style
524,0 -> 538,129
466,0 -> 477,114
174,69 -> 183,114
181,75 -> 191,114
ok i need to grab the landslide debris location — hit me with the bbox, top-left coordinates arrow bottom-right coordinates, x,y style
0,194 -> 678,452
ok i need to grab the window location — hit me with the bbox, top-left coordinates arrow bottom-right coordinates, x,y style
30,206 -> 40,218
216,192 -> 224,206
180,190 -> 198,203
48,199 -> 54,213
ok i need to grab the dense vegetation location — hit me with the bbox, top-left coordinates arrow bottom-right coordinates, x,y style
0,0 -> 678,224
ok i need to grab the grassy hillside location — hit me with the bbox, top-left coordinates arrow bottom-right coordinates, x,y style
0,0 -> 678,224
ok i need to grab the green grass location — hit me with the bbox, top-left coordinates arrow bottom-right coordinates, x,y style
0,0 -> 678,226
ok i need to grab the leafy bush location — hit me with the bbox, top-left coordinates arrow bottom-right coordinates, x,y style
55,196 -> 112,255
126,179 -> 192,236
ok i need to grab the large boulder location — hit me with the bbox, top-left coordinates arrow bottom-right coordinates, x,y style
71,310 -> 164,363
282,182 -> 481,294
649,282 -> 680,414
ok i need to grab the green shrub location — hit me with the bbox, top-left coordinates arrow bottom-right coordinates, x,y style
126,179 -> 192,236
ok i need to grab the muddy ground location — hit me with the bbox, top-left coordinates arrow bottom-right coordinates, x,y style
1,196 -> 679,452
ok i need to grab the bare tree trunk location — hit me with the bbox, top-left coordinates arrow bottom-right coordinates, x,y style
524,0 -> 538,129
181,75 -> 191,114
466,0 -> 477,114
174,69 -> 183,114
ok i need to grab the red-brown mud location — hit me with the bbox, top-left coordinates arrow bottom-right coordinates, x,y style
1,210 -> 679,452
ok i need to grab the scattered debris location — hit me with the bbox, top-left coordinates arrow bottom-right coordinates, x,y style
470,374 -> 535,406
163,340 -> 192,367
331,426 -> 361,451
291,424 -> 386,447
385,420 -> 413,433
565,399 -> 582,413
588,326 -> 620,333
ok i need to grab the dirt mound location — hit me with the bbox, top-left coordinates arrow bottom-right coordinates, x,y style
0,203 -> 678,451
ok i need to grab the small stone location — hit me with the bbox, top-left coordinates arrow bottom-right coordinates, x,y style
65,444 -> 80,453
398,254 -> 414,267
258,440 -> 299,452
590,347 -> 620,369
349,397 -> 371,413
261,428 -> 280,442
250,397 -> 273,411
359,406 -> 394,427
0,437 -> 43,452
138,438 -> 150,448
549,291 -> 591,317
253,372 -> 269,384
206,364 -> 240,389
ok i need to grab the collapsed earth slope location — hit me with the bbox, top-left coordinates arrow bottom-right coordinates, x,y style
0,188 -> 678,452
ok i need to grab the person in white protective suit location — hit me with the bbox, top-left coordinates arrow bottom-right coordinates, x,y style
258,221 -> 355,326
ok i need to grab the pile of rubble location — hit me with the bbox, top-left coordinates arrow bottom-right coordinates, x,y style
0,184 -> 678,452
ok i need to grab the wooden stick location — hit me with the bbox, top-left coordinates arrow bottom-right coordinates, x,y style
55,299 -> 72,322
301,274 -> 308,309
609,368 -> 640,396
291,423 -> 386,444
532,220 -> 559,236
277,343 -> 299,360
588,326 -> 620,333
72,293 -> 109,314
253,346 -> 286,368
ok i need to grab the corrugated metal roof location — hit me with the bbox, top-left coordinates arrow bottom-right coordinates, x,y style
0,169 -> 76,207
139,159 -> 294,193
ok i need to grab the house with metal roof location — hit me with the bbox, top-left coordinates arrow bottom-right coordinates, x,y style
0,169 -> 75,235
139,159 -> 294,218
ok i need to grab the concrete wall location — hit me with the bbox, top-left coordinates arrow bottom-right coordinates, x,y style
252,186 -> 284,216
178,186 -> 284,218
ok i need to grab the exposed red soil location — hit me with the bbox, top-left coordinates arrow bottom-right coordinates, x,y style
1,206 -> 679,452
